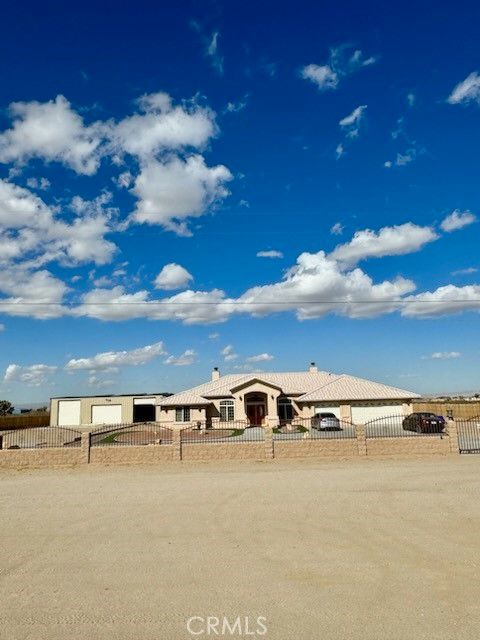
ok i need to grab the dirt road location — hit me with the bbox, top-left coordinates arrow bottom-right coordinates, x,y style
1,457 -> 479,639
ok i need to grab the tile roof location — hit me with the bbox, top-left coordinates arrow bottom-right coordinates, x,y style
160,371 -> 420,405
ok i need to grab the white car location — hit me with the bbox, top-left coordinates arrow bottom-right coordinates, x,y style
312,412 -> 341,430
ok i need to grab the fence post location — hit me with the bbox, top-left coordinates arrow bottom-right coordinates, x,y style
448,419 -> 460,454
264,426 -> 274,460
356,424 -> 367,456
80,431 -> 91,464
173,428 -> 182,461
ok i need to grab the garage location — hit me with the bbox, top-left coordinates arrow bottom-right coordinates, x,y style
314,405 -> 341,418
351,403 -> 404,424
58,400 -> 81,426
91,404 -> 122,425
133,398 -> 156,423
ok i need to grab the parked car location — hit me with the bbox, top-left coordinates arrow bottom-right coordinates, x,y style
312,412 -> 341,430
402,412 -> 446,434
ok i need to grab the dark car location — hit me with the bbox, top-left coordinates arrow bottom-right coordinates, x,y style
402,412 -> 446,434
312,412 -> 341,431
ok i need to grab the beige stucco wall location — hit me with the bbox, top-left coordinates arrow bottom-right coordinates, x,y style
157,405 -> 209,427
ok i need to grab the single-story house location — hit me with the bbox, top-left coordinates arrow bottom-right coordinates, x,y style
50,392 -> 171,428
158,363 -> 421,427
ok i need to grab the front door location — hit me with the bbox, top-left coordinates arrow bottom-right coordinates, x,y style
247,403 -> 265,426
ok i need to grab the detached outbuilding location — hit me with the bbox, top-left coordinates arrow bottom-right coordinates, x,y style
50,393 -> 171,428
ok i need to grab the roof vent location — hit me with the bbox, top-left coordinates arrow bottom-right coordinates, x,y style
309,362 -> 318,373
212,367 -> 220,381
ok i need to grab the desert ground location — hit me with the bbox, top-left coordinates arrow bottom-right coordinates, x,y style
1,457 -> 479,640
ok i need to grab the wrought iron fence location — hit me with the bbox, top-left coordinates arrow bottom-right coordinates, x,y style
273,417 -> 356,439
90,422 -> 173,447
365,414 -> 446,438
181,421 -> 263,444
0,426 -> 82,449
456,416 -> 480,454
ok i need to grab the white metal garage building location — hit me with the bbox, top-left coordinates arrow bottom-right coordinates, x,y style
50,393 -> 171,429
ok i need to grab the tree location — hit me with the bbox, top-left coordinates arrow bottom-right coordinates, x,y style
0,400 -> 14,416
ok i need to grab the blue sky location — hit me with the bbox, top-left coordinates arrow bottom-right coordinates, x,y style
1,0 -> 480,404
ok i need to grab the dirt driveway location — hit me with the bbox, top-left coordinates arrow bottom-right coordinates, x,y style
0,457 -> 479,640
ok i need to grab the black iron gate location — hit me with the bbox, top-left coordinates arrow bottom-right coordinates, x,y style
457,417 -> 480,454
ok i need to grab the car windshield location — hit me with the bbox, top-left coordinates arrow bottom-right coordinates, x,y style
319,413 -> 336,418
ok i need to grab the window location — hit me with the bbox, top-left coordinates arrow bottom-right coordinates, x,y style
219,399 -> 235,422
278,398 -> 294,422
175,406 -> 191,422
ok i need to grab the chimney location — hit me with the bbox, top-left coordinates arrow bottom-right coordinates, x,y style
212,367 -> 220,381
309,362 -> 318,373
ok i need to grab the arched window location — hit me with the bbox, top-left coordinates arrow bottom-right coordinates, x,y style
277,397 -> 294,422
220,399 -> 235,421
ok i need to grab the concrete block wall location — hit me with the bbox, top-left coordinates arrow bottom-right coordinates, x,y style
89,445 -> 175,465
0,447 -> 83,469
0,421 -> 461,468
366,435 -> 451,457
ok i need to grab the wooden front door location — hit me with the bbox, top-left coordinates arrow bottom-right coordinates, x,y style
247,403 -> 265,426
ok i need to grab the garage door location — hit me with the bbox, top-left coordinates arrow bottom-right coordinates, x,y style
351,404 -> 404,424
58,400 -> 81,426
314,406 -> 341,418
91,404 -> 122,425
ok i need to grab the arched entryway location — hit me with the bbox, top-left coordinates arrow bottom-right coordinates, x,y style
244,392 -> 267,426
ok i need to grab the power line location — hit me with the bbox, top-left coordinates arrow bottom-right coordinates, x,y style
0,300 -> 478,307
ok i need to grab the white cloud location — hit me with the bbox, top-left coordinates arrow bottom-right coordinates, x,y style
4,363 -> 57,386
206,31 -> 224,74
0,180 -> 117,268
330,222 -> 344,235
402,285 -> 480,318
246,353 -> 274,362
110,93 -> 216,159
236,250 -> 415,321
68,222 -> 444,325
65,342 -> 166,371
0,95 -> 105,175
129,156 -> 232,235
451,267 -> 478,276
440,210 -> 476,232
164,349 -> 196,366
0,92 -> 232,239
407,93 -> 416,107
256,250 -> 283,259
74,285 -> 232,324
208,332 -> 220,339
339,105 -> 367,137
301,64 -> 338,91
154,263 -> 193,290
88,375 -> 115,388
26,177 -> 50,190
225,97 -> 248,113
335,143 -> 345,159
0,323 -> 4,331
423,351 -> 461,360
447,72 -> 480,105
330,223 -> 438,267
190,22 -> 224,75
0,266 -> 67,319
222,344 -> 238,361
301,46 -> 377,91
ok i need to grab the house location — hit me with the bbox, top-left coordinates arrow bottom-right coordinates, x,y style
158,363 -> 421,427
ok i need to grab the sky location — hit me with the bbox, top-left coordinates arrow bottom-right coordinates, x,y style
1,0 -> 480,405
